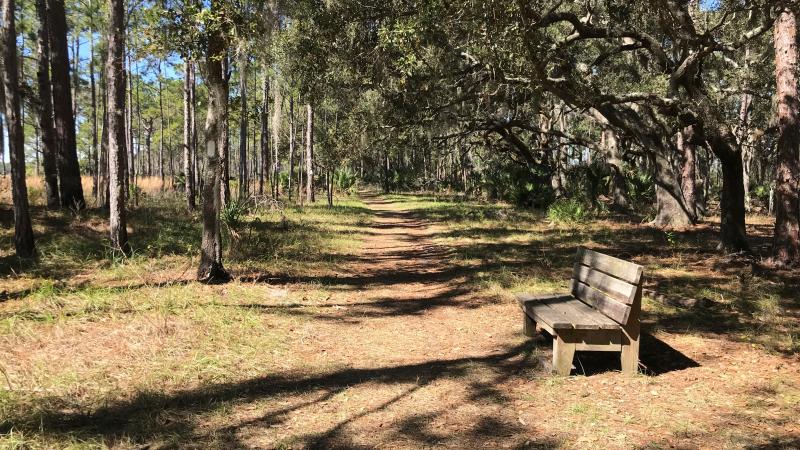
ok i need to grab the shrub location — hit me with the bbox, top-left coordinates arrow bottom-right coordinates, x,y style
334,168 -> 358,192
221,198 -> 249,238
546,198 -> 589,223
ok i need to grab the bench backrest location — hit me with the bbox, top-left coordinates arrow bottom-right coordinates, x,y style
570,247 -> 643,326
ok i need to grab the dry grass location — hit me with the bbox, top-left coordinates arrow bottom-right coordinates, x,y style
1,175 -> 171,207
0,190 -> 798,449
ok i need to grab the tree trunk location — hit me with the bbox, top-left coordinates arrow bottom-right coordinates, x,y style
191,66 -> 199,191
48,0 -> 84,209
35,0 -> 60,208
651,148 -> 695,227
306,103 -> 314,203
126,55 -> 136,205
184,61 -> 196,209
678,125 -> 698,219
288,95 -> 295,201
99,69 -> 109,208
106,0 -> 130,255
90,26 -> 99,201
327,168 -> 333,207
600,126 -> 629,211
272,82 -> 282,199
220,55 -> 231,208
2,0 -> 36,257
71,29 -> 78,118
197,0 -> 230,283
158,63 -> 165,190
773,7 -> 800,265
259,75 -> 269,195
238,51 -> 248,200
717,147 -> 750,253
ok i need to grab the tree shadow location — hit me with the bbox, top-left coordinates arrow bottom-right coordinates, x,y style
2,340 -> 561,448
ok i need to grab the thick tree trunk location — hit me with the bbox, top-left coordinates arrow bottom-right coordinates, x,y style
678,125 -> 698,219
197,0 -> 230,283
651,149 -> 695,227
238,52 -> 248,199
600,127 -> 629,211
35,0 -> 60,208
773,8 -> 800,265
106,0 -> 129,255
2,0 -> 36,257
158,63 -> 165,190
48,0 -> 84,209
717,147 -> 750,253
183,61 -> 196,209
306,103 -> 314,203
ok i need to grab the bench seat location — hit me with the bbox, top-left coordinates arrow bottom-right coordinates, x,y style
517,293 -> 621,331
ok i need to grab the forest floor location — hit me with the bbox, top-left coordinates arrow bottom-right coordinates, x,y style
1,184 -> 799,449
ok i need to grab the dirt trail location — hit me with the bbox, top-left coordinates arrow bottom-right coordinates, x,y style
229,195 -> 800,449
230,195 -> 541,448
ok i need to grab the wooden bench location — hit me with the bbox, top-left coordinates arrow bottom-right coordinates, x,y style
516,247 -> 644,376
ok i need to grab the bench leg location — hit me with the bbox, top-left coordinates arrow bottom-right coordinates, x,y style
621,332 -> 640,376
553,334 -> 576,376
523,312 -> 537,337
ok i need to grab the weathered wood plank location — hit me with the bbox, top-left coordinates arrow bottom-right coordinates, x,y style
572,263 -> 637,305
572,281 -> 631,324
544,297 -> 620,330
576,247 -> 643,285
521,301 -> 574,329
516,292 -> 570,306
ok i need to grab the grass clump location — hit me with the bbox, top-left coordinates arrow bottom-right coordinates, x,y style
546,198 -> 589,224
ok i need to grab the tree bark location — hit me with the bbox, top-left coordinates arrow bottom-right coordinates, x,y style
288,95 -> 295,200
90,25 -> 99,201
191,66 -> 198,191
106,0 -> 130,255
773,7 -> 800,265
651,148 -> 695,227
220,55 -> 231,208
259,76 -> 269,195
238,51 -> 248,200
126,55 -> 136,205
35,0 -> 60,208
48,0 -> 85,209
678,125 -> 698,219
305,103 -> 314,203
197,0 -> 230,283
2,0 -> 36,257
272,82 -> 282,199
184,61 -> 196,209
99,68 -> 109,208
158,62 -> 165,190
600,126 -> 629,211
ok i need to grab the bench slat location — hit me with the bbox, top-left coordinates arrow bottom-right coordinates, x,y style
572,281 -> 631,324
576,247 -> 643,285
544,297 -> 620,330
572,263 -> 637,305
520,300 -> 574,329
